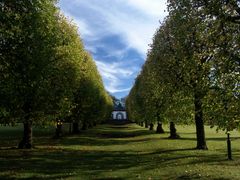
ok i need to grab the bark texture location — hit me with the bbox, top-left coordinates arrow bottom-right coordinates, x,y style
168,122 -> 180,139
72,122 -> 80,134
55,120 -> 63,138
18,122 -> 32,149
149,123 -> 154,130
144,121 -> 148,128
194,92 -> 208,149
156,122 -> 165,134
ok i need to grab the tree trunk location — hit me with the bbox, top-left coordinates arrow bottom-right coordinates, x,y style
18,122 -> 32,149
169,122 -> 180,139
156,122 -> 165,134
149,123 -> 154,130
194,93 -> 208,149
69,123 -> 72,133
72,122 -> 80,134
82,121 -> 88,130
88,122 -> 93,129
144,121 -> 148,128
140,122 -> 144,127
55,120 -> 63,138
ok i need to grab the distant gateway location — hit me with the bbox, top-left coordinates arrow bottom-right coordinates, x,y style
112,101 -> 127,120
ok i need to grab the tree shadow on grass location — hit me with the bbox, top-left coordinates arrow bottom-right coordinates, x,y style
0,124 -> 239,179
151,148 -> 196,154
0,149 -> 145,179
175,174 -> 202,180
0,126 -> 155,149
98,129 -> 155,138
161,137 -> 196,141
60,136 -> 159,147
207,137 -> 240,141
0,147 -> 229,180
174,174 -> 231,180
109,126 -> 129,129
174,173 -> 232,180
178,132 -> 196,135
0,127 -> 156,149
52,128 -> 156,147
0,142 -> 238,179
93,178 -> 125,180
165,137 -> 240,142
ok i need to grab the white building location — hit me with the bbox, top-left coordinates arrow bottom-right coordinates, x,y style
112,102 -> 127,120
112,110 -> 127,120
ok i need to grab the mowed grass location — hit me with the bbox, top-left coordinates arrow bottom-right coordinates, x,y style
0,123 -> 240,180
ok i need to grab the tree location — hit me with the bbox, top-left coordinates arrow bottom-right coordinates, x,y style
70,52 -> 113,133
189,0 -> 240,132
0,1 -> 86,148
127,0 -> 239,150
194,0 -> 240,24
126,58 -> 171,132
148,0 -> 217,149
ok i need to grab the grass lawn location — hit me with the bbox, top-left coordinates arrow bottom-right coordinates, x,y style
0,123 -> 240,180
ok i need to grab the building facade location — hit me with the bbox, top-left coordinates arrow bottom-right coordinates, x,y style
112,110 -> 127,120
111,101 -> 127,120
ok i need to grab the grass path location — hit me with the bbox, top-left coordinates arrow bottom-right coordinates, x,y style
0,123 -> 240,179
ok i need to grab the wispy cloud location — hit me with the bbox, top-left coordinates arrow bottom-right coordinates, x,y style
95,61 -> 135,78
59,0 -> 168,97
95,60 -> 137,93
126,0 -> 168,17
59,0 -> 167,56
108,87 -> 132,93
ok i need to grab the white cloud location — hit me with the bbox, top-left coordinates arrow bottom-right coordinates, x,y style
107,87 -> 131,93
126,0 -> 167,17
59,0 -> 168,97
59,0 -> 168,56
87,0 -> 167,56
95,61 -> 136,79
74,19 -> 93,37
59,10 -> 94,38
95,60 -> 136,93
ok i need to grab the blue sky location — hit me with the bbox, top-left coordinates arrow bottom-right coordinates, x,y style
59,0 -> 168,98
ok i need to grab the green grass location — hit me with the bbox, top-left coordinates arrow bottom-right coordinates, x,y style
0,123 -> 240,179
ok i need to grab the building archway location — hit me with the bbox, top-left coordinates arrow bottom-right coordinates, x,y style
116,112 -> 124,120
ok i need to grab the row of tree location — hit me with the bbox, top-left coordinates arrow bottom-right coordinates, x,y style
126,0 -> 240,149
0,0 -> 113,148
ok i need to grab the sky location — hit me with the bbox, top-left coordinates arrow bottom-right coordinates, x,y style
59,0 -> 168,99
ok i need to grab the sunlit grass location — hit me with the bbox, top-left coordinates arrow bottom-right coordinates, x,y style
0,123 -> 240,179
